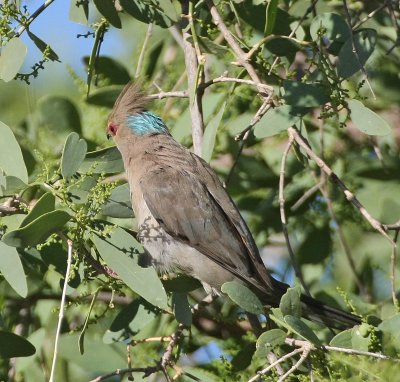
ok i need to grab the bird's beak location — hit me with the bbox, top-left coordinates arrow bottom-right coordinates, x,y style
106,133 -> 112,140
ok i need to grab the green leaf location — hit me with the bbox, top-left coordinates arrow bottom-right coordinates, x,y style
69,176 -> 98,204
0,37 -> 27,82
27,30 -> 59,61
221,281 -> 264,315
93,228 -> 168,309
162,275 -> 202,293
2,210 -> 71,248
69,0 -> 89,24
158,0 -> 178,22
279,287 -> 302,317
1,176 -> 27,196
93,0 -> 121,28
172,292 -> 192,326
0,331 -> 35,358
21,192 -> 55,228
298,224 -> 332,264
80,146 -> 124,174
202,102 -> 226,162
61,132 -> 88,179
254,105 -> 302,138
379,314 -> 400,356
283,81 -> 330,108
86,85 -> 125,107
120,0 -> 173,28
231,343 -> 256,371
83,56 -> 130,85
337,29 -> 377,78
38,96 -> 82,135
310,13 -> 350,44
329,328 -> 353,348
265,0 -> 278,36
348,99 -> 391,136
0,241 -> 27,297
104,298 -> 158,343
0,121 -> 28,183
255,329 -> 287,358
101,183 -> 133,218
187,35 -> 228,55
284,315 -> 322,345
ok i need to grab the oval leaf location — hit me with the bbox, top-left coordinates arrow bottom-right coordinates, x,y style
0,37 -> 28,82
101,183 -> 133,218
329,328 -> 352,348
279,286 -> 301,317
348,99 -> 391,136
93,227 -> 168,309
21,192 -> 55,228
284,315 -> 322,345
104,298 -> 158,343
0,331 -> 35,358
337,29 -> 377,78
0,241 -> 28,297
283,81 -> 330,108
172,292 -> 192,326
310,13 -> 350,44
255,329 -> 287,358
254,105 -> 301,138
2,210 -> 71,248
80,146 -> 124,174
0,121 -> 28,183
61,132 -> 88,179
221,281 -> 264,315
93,0 -> 122,28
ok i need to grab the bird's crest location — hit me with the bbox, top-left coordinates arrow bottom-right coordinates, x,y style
109,82 -> 148,122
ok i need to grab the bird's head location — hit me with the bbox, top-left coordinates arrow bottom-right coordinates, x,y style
106,83 -> 169,142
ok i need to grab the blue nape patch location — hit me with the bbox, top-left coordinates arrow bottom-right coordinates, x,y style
127,111 -> 169,136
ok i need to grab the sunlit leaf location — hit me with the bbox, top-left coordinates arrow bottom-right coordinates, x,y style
2,210 -> 71,248
80,146 -> 124,174
202,102 -> 226,162
348,99 -> 391,136
61,132 -> 88,179
93,228 -> 168,309
27,30 -> 59,61
283,81 -> 330,108
280,286 -> 302,317
255,329 -> 287,358
101,183 -> 133,218
0,121 -> 28,183
20,192 -> 55,228
93,0 -> 121,28
284,315 -> 322,345
221,281 -> 264,315
0,241 -> 27,297
0,37 -> 27,82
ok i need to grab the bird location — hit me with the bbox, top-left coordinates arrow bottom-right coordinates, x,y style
106,82 -> 361,329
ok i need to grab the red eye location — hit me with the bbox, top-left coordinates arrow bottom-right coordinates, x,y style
107,123 -> 118,137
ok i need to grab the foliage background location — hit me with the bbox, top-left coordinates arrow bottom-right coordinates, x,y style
0,0 -> 400,381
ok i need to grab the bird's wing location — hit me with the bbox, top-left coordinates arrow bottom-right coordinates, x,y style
139,163 -> 282,294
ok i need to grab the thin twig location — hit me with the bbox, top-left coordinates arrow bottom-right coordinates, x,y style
15,0 -> 56,37
247,347 -> 304,382
205,0 -> 270,96
279,136 -> 311,296
200,75 -> 273,92
135,23 -> 153,78
288,127 -> 393,243
352,3 -> 387,29
268,0 -> 319,75
277,343 -> 312,382
49,239 -> 73,382
89,367 -> 159,382
290,181 -> 323,212
148,90 -> 189,100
